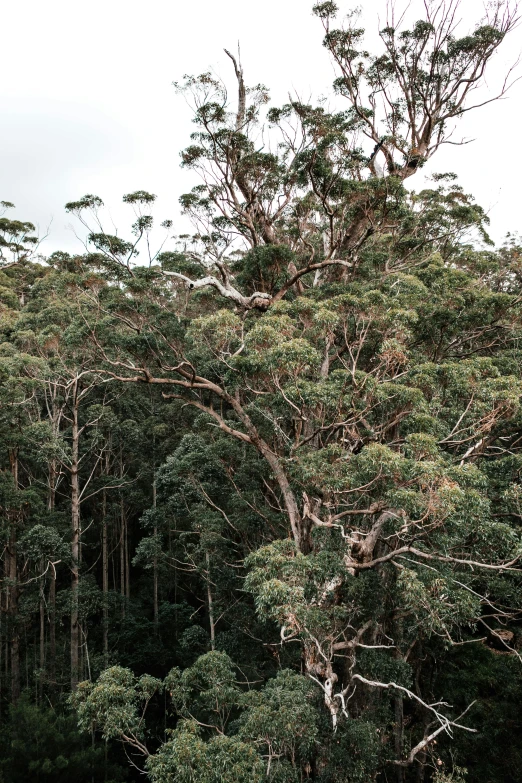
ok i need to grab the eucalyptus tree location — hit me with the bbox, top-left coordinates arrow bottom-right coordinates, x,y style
0,201 -> 39,271
68,1 -> 522,779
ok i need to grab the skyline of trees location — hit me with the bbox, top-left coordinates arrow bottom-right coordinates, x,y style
1,2 -> 522,781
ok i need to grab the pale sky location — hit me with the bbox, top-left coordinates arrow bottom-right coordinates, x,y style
1,0 -> 521,256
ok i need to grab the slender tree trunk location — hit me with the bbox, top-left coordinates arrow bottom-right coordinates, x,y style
8,450 -> 20,705
47,391 -> 60,687
394,616 -> 405,782
414,643 -> 428,783
102,486 -> 109,668
70,388 -> 80,690
80,622 -> 84,682
120,499 -> 126,620
153,478 -> 158,631
8,528 -> 20,705
39,558 -> 45,695
24,626 -> 29,690
49,575 -> 56,684
151,398 -> 159,630
83,627 -> 91,681
125,515 -> 130,602
206,553 -> 215,651
48,457 -> 57,685
111,537 -> 117,593
394,696 -> 404,783
4,632 -> 7,693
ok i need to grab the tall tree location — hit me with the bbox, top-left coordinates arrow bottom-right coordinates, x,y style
68,1 -> 522,778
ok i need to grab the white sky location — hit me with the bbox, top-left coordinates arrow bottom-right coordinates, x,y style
1,0 -> 521,255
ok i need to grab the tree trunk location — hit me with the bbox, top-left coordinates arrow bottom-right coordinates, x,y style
39,558 -> 45,695
206,553 -> 215,651
49,454 -> 57,686
102,486 -> 109,668
8,527 -> 20,705
125,514 -> 130,602
47,394 -> 60,687
8,449 -> 20,705
153,478 -> 158,631
49,575 -> 56,684
70,387 -> 80,690
120,498 -> 126,620
394,696 -> 405,783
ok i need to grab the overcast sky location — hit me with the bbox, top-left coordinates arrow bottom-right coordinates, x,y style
1,0 -> 521,256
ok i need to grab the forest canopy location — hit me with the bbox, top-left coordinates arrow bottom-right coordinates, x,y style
1,2 -> 522,782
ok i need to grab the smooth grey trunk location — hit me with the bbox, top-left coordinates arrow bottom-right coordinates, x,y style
47,388 -> 61,686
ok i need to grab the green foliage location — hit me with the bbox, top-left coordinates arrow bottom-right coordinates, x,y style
238,670 -> 318,778
0,697 -> 126,783
146,721 -> 263,783
1,3 -> 521,783
72,666 -> 161,745
166,652 -> 240,732
317,718 -> 381,783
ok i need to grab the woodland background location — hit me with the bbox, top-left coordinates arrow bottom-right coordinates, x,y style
1,2 -> 522,781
